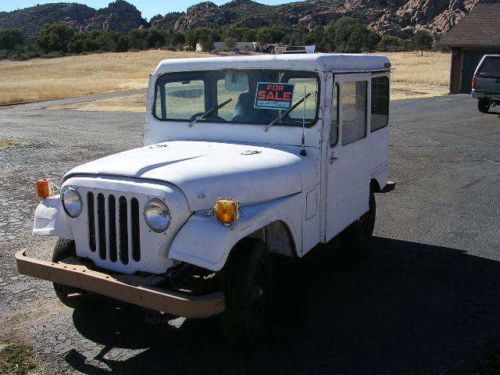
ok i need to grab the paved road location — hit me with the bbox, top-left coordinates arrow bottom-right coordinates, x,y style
0,95 -> 498,374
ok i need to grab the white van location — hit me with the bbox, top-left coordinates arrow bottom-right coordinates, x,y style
17,54 -> 395,343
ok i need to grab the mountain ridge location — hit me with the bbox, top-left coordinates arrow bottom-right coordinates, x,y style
0,0 -> 496,39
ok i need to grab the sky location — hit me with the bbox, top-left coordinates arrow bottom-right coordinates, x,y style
0,0 -> 302,20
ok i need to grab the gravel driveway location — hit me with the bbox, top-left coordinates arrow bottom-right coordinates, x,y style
0,95 -> 499,374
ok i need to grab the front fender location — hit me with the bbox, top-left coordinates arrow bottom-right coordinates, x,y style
33,195 -> 73,239
169,194 -> 302,272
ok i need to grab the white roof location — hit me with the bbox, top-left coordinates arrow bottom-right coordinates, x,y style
154,53 -> 390,75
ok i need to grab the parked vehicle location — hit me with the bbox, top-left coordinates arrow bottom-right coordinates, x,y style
17,54 -> 395,344
472,54 -> 500,113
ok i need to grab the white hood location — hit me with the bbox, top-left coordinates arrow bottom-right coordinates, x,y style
65,141 -> 310,211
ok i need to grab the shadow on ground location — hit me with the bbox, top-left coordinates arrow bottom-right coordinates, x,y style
65,237 -> 499,374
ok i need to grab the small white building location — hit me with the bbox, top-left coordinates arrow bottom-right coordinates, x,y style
196,41 -> 257,52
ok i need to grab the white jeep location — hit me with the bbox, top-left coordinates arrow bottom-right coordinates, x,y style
17,53 -> 394,343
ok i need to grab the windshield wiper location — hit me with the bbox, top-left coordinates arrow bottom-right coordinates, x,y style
189,98 -> 232,127
265,93 -> 311,132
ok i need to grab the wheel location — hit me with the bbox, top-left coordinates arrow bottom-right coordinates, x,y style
222,239 -> 273,345
52,238 -> 101,310
478,99 -> 490,113
340,188 -> 376,252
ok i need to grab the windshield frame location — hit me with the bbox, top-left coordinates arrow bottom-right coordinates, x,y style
152,69 -> 321,128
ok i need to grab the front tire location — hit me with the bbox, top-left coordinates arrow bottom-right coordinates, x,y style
222,239 -> 273,345
52,238 -> 100,310
478,99 -> 490,113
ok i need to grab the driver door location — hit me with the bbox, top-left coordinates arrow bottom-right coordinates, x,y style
325,73 -> 371,240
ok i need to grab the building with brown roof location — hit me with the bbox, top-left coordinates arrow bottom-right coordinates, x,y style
440,3 -> 500,94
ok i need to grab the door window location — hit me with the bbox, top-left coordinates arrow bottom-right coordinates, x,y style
341,81 -> 367,146
330,83 -> 339,146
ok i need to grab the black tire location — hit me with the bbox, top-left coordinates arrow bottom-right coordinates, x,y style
478,99 -> 490,114
52,238 -> 100,310
340,188 -> 376,252
222,239 -> 273,345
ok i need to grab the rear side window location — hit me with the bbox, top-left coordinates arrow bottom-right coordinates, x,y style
342,81 -> 367,146
371,76 -> 389,132
478,57 -> 500,78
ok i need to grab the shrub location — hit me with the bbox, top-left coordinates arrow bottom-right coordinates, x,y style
411,30 -> 433,53
324,17 -> 380,53
36,23 -> 75,53
0,29 -> 24,51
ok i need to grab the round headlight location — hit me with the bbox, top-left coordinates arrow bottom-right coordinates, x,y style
144,198 -> 171,233
62,187 -> 82,218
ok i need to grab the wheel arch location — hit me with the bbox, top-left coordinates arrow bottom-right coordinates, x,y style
169,195 -> 302,272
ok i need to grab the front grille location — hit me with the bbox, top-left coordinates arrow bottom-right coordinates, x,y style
87,192 -> 141,264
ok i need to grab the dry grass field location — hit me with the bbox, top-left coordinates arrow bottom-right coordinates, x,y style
0,50 -> 451,111
0,50 -> 209,106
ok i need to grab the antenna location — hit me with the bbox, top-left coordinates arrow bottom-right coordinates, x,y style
300,85 -> 307,157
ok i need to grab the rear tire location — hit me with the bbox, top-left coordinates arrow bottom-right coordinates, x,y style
478,99 -> 490,113
222,239 -> 273,346
340,189 -> 376,253
52,238 -> 101,310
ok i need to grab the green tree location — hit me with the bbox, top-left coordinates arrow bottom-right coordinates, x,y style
185,31 -> 197,49
171,32 -> 185,48
324,17 -> 380,53
36,23 -> 75,53
377,35 -> 401,51
256,25 -> 285,44
200,33 -> 214,52
0,29 -> 24,51
225,37 -> 236,50
411,30 -> 433,54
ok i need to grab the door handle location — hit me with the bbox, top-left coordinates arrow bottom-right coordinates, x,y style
329,153 -> 338,164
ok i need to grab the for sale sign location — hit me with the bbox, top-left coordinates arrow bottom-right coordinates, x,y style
254,82 -> 295,110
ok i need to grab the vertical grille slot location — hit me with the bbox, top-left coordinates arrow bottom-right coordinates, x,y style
108,195 -> 117,262
119,196 -> 129,265
87,192 -> 96,252
97,193 -> 106,259
131,198 -> 141,262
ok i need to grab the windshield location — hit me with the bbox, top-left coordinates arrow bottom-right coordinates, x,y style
154,69 -> 319,126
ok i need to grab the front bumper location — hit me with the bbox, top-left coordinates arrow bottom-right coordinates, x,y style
15,250 -> 224,319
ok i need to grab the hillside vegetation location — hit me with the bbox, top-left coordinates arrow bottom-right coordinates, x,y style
0,0 -> 488,39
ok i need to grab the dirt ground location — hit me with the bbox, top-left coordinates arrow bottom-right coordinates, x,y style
0,94 -> 498,374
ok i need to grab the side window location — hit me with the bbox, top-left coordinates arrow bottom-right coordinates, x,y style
155,79 -> 205,120
371,76 -> 389,131
341,81 -> 367,146
330,83 -> 339,146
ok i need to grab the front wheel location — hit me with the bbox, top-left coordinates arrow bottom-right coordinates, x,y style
222,239 -> 273,345
478,99 -> 490,113
52,238 -> 102,310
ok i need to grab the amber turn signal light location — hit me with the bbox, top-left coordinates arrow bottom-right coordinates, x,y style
214,199 -> 239,226
36,179 -> 54,199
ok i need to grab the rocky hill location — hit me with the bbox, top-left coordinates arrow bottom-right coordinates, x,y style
152,0 -> 498,38
0,0 -> 497,39
0,0 -> 147,38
